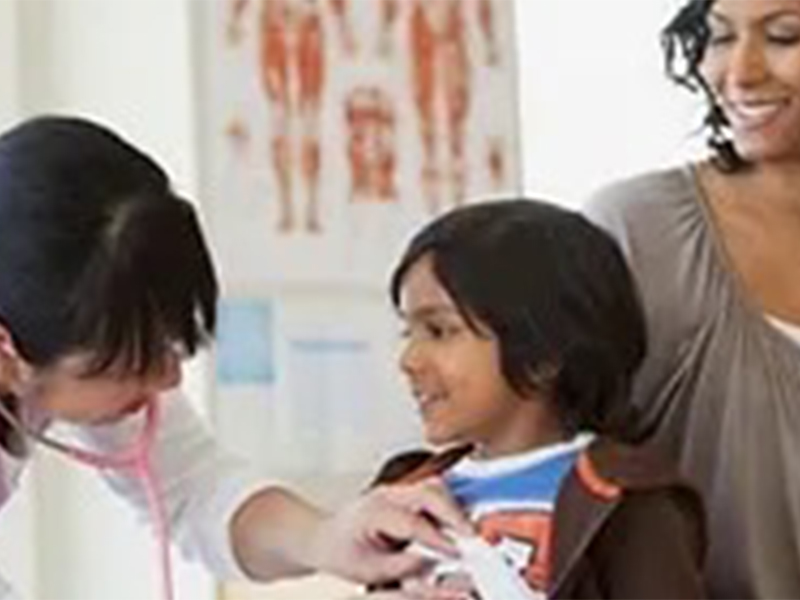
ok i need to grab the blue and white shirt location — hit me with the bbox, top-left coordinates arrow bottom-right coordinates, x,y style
442,435 -> 593,592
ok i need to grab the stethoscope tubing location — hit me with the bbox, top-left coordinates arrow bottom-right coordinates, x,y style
0,399 -> 174,600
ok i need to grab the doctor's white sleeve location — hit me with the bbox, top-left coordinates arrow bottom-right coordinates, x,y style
70,391 -> 274,580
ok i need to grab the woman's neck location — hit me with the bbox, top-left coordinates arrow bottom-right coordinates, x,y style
699,159 -> 800,322
701,160 -> 800,224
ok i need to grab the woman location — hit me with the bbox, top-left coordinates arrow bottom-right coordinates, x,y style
586,0 -> 800,597
0,115 -> 469,600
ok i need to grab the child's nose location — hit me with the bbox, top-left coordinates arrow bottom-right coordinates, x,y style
399,339 -> 423,376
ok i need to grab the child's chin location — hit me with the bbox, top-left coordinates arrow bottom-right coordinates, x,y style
423,426 -> 460,448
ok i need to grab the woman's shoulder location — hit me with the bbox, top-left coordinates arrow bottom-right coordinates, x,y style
582,165 -> 700,244
585,166 -> 695,216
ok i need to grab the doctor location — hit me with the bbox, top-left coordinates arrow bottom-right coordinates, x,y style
0,116 -> 469,599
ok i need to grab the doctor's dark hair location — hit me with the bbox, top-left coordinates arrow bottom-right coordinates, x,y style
390,200 -> 647,440
662,0 -> 747,172
0,116 -> 218,377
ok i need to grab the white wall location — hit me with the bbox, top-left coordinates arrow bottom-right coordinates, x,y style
516,0 -> 702,207
0,0 -> 21,129
17,0 -> 199,193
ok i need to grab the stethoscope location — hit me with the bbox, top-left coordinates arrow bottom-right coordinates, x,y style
0,397 -> 174,600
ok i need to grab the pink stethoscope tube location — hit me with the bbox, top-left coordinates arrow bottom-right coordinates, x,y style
0,400 -> 174,600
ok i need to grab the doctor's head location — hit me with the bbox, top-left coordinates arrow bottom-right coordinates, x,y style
0,116 -> 217,433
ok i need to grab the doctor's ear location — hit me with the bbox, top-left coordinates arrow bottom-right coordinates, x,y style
0,324 -> 20,360
0,324 -> 27,387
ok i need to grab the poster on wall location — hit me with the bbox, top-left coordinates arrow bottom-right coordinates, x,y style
213,292 -> 422,501
194,0 -> 522,285
213,298 -> 281,465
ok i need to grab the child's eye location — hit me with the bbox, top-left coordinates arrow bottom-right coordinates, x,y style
425,321 -> 461,340
426,322 -> 446,339
399,315 -> 464,342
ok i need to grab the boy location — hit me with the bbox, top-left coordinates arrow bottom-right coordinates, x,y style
374,199 -> 705,598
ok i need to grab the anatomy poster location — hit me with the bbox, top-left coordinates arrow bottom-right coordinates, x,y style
213,298 -> 281,466
195,0 -> 521,284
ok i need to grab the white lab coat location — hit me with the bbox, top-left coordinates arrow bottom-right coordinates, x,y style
0,391 -> 270,598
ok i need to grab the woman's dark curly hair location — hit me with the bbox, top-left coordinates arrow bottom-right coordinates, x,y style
662,0 -> 748,171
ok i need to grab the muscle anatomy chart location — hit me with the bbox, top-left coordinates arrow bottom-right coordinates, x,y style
377,0 -> 400,58
345,86 -> 397,204
329,0 -> 358,57
227,0 -> 326,233
199,0 -> 521,283
409,0 -> 471,213
477,0 -> 500,66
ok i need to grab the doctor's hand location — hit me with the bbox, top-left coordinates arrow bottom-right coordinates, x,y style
229,477 -> 471,585
311,477 -> 472,585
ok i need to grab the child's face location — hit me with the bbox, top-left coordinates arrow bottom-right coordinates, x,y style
397,255 -> 551,458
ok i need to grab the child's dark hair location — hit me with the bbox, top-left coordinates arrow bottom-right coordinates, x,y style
661,0 -> 747,172
390,199 -> 647,441
0,116 -> 218,450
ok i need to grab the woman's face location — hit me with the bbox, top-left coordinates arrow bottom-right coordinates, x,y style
9,350 -> 182,425
702,0 -> 800,162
